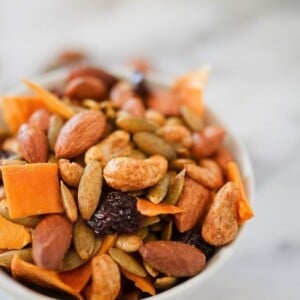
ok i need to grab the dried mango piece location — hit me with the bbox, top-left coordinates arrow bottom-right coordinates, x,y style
96,234 -> 118,255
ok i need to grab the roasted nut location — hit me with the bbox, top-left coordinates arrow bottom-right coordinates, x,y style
58,159 -> 83,188
28,108 -> 51,132
145,109 -> 166,126
121,97 -> 146,118
116,234 -> 143,253
103,155 -> 168,192
202,182 -> 239,246
213,146 -> 233,172
174,177 -> 210,232
110,80 -> 135,107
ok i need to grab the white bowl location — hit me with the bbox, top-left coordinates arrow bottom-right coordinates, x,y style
0,68 -> 255,300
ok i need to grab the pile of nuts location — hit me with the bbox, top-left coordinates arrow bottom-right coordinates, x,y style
0,66 -> 253,299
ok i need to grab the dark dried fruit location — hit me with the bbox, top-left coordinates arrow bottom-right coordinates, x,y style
0,150 -> 15,159
174,230 -> 216,260
88,191 -> 142,236
129,71 -> 150,99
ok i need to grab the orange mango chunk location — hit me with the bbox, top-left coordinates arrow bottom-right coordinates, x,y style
1,96 -> 45,134
227,161 -> 254,223
122,269 -> 156,296
23,80 -> 75,119
58,262 -> 92,293
11,255 -> 82,300
96,233 -> 118,256
136,198 -> 184,216
2,163 -> 64,219
0,215 -> 31,250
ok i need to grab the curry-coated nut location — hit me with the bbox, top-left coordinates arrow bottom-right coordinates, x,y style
202,181 -> 239,246
58,159 -> 83,188
103,155 -> 168,192
213,146 -> 233,172
191,125 -> 226,158
121,97 -> 146,118
64,76 -> 107,100
174,177 -> 210,232
145,109 -> 166,126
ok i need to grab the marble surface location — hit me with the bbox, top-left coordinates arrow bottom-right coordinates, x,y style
1,0 -> 300,299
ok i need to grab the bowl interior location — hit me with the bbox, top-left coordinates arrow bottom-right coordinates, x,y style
0,68 -> 254,300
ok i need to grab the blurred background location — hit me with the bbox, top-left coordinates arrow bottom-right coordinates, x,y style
0,0 -> 299,299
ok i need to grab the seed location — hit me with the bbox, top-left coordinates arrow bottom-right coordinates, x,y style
109,248 -> 147,277
47,155 -> 58,163
163,169 -> 186,205
165,117 -> 184,126
147,175 -> 170,204
180,105 -> 205,131
73,217 -> 95,260
145,109 -> 166,126
144,233 -> 158,243
47,115 -> 64,152
116,234 -> 143,253
150,223 -> 164,232
161,221 -> 173,241
143,261 -> 159,278
170,158 -> 195,171
133,132 -> 176,161
116,115 -> 158,133
137,227 -> 149,239
126,149 -> 146,160
0,248 -> 33,270
60,181 -> 78,223
155,277 -> 178,290
78,160 -> 102,220
82,99 -> 101,110
141,216 -> 161,227
175,147 -> 191,158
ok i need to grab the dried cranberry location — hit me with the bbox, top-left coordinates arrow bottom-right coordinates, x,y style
174,230 -> 216,260
129,71 -> 150,99
88,191 -> 142,236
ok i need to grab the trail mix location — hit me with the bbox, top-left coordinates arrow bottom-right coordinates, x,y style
0,66 -> 254,299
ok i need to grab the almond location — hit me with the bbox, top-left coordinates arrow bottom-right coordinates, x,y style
55,111 -> 106,158
28,108 -> 51,132
202,181 -> 239,246
174,177 -> 210,232
18,124 -> 48,163
32,215 -> 72,270
139,241 -> 206,277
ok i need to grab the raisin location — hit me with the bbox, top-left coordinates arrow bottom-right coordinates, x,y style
88,191 -> 142,236
174,230 -> 216,260
129,71 -> 150,99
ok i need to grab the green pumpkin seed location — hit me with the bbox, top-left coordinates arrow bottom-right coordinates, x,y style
78,160 -> 102,220
116,234 -> 143,253
73,217 -> 95,260
0,200 -> 40,228
150,223 -> 164,232
82,99 -> 101,111
147,175 -> 169,204
155,277 -> 178,290
60,181 -> 78,223
161,221 -> 173,241
180,105 -> 205,131
137,227 -> 149,239
47,115 -> 64,152
116,115 -> 158,133
163,169 -> 186,205
141,216 -> 160,227
144,232 -> 158,243
133,132 -> 176,161
127,190 -> 145,197
0,248 -> 33,269
170,158 -> 195,171
143,261 -> 159,278
109,248 -> 147,277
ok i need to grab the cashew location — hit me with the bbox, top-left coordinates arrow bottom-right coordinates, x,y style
103,155 -> 168,191
58,159 -> 83,188
185,159 -> 224,189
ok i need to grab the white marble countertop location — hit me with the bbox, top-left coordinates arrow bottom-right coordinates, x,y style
0,0 -> 300,299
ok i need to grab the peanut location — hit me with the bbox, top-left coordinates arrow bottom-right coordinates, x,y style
103,155 -> 168,191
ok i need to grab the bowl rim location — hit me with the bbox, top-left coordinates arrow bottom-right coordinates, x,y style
0,67 -> 255,300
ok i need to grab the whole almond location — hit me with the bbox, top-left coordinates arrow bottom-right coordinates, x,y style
139,241 -> 206,277
202,181 -> 239,246
18,124 -> 48,163
55,111 -> 106,158
174,177 -> 210,232
28,108 -> 51,132
32,215 -> 72,271
64,76 -> 106,100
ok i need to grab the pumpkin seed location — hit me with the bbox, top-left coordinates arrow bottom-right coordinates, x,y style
0,248 -> 33,269
144,233 -> 158,243
145,109 -> 166,126
161,221 -> 173,241
116,115 -> 158,133
180,105 -> 205,131
47,155 -> 58,163
170,158 -> 195,171
78,160 -> 102,220
82,99 -> 101,110
155,277 -> 178,290
143,261 -> 159,278
109,248 -> 147,277
133,132 -> 176,161
147,174 -> 169,204
60,181 -> 78,223
165,117 -> 184,126
0,200 -> 40,228
141,216 -> 160,227
47,114 -> 64,152
137,227 -> 149,239
175,147 -> 191,158
163,169 -> 186,205
127,190 -> 145,197
150,223 -> 164,232
73,217 -> 95,260
116,234 -> 143,253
